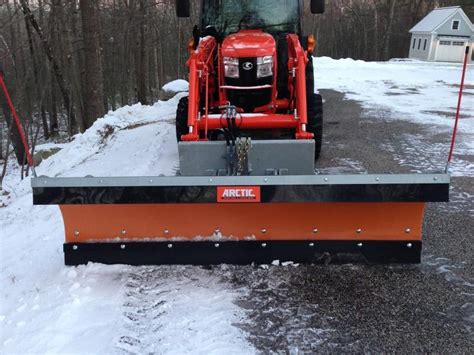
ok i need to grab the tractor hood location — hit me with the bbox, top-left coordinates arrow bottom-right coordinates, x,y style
221,30 -> 276,58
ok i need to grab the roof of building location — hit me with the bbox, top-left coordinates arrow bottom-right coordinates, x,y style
410,6 -> 470,33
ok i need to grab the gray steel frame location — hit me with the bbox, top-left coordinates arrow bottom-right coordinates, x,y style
178,140 -> 316,176
32,174 -> 450,188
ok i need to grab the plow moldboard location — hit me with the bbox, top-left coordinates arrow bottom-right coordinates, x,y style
60,202 -> 425,242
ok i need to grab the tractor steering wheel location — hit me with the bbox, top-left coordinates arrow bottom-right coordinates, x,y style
238,13 -> 266,31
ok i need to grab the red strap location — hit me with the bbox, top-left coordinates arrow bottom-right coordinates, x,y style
0,71 -> 35,168
447,46 -> 470,167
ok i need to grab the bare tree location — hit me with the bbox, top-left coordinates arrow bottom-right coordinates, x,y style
383,0 -> 396,60
23,8 -> 49,140
1,63 -> 26,164
135,0 -> 148,105
19,0 -> 79,135
80,0 -> 105,128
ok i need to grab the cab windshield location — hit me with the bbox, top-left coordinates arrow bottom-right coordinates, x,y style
202,0 -> 300,35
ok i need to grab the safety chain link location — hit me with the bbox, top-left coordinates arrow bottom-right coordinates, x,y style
236,137 -> 252,175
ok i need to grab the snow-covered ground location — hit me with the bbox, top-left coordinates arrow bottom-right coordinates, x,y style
0,95 -> 253,354
314,57 -> 473,176
315,57 -> 473,133
1,58 -> 473,353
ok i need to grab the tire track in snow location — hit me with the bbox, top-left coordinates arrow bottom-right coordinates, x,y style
115,266 -> 254,355
116,267 -> 170,354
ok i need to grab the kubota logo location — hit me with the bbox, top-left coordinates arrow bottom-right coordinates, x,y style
242,62 -> 253,70
217,186 -> 261,203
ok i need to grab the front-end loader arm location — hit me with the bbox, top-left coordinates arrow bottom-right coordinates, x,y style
182,36 -> 217,141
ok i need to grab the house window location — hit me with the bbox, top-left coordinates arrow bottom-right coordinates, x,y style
453,41 -> 465,46
440,41 -> 451,46
423,39 -> 428,51
418,38 -> 422,50
452,20 -> 460,30
413,38 -> 416,49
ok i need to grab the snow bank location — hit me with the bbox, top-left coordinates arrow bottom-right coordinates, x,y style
162,79 -> 189,93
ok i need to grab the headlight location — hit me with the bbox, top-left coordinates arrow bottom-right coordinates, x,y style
257,56 -> 273,78
224,57 -> 239,78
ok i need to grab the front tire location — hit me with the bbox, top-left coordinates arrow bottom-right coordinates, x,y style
306,60 -> 323,161
176,96 -> 189,142
307,93 -> 323,160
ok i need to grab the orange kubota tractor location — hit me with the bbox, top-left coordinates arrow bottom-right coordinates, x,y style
176,0 -> 324,177
32,0 -> 450,266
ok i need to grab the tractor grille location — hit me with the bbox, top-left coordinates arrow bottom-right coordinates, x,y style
238,57 -> 257,86
225,57 -> 272,112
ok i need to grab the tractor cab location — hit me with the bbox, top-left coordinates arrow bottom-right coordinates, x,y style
200,0 -> 303,36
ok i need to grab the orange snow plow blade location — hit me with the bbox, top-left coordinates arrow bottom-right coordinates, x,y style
32,174 -> 449,265
60,203 -> 425,243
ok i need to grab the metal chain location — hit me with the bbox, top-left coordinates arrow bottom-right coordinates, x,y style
236,137 -> 252,175
222,104 -> 252,176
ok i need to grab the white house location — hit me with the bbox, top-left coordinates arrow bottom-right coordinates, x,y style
409,6 -> 473,63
